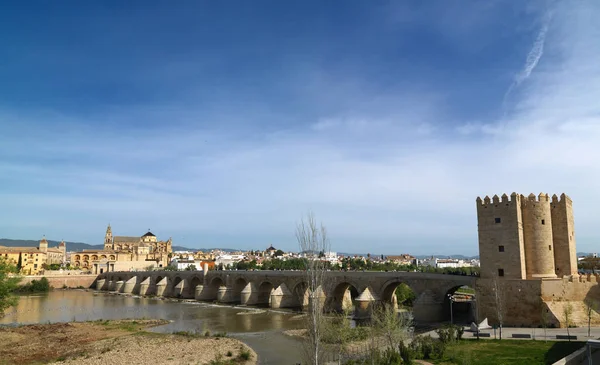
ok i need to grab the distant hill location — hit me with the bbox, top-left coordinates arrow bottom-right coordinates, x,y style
0,238 -> 196,253
0,238 -> 103,252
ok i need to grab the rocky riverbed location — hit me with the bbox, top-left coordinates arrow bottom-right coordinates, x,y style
0,319 -> 257,365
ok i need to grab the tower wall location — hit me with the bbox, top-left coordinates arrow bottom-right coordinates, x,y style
521,193 -> 556,279
551,194 -> 578,277
104,225 -> 113,250
476,193 -> 526,279
39,237 -> 48,253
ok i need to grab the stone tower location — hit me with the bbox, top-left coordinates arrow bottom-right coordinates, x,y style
476,192 -> 576,280
104,224 -> 113,250
39,236 -> 48,253
551,193 -> 578,276
476,193 -> 526,279
521,193 -> 556,279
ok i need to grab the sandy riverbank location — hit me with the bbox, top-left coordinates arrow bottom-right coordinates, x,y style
0,319 -> 257,365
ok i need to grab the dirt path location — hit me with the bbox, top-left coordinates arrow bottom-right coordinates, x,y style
0,320 -> 256,365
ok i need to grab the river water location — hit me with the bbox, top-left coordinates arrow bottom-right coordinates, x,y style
0,290 -> 307,365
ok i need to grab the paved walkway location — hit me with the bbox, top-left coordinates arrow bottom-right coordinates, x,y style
422,325 -> 600,341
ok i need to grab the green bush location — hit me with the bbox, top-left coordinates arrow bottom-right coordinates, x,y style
15,277 -> 50,293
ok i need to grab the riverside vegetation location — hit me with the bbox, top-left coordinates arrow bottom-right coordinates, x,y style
319,321 -> 584,365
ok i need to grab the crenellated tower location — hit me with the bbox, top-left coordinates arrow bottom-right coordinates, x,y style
521,193 -> 556,279
476,193 -> 526,279
104,224 -> 113,250
476,192 -> 576,280
551,193 -> 578,276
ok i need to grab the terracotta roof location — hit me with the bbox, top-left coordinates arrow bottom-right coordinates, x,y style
142,231 -> 156,237
113,236 -> 140,243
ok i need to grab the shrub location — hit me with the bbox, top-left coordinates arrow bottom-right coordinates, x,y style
399,340 -> 416,364
15,277 -> 51,293
238,349 -> 251,361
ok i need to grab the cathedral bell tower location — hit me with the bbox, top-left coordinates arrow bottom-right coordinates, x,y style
104,224 -> 113,250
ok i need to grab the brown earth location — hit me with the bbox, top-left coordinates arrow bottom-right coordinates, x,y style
0,320 -> 256,365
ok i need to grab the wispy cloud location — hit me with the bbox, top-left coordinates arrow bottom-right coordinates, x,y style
504,10 -> 553,107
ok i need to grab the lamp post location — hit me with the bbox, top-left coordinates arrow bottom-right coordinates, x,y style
448,294 -> 455,324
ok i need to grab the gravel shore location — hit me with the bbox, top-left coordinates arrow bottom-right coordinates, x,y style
0,320 -> 257,365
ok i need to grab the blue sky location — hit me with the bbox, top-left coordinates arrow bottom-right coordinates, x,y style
1,0 -> 599,255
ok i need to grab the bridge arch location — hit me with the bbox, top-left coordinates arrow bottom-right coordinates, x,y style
329,282 -> 360,313
257,281 -> 274,306
293,282 -> 309,309
445,285 -> 476,324
380,280 -> 417,310
155,275 -> 164,285
233,277 -> 248,303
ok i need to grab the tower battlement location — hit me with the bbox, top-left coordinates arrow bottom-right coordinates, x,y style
476,192 -> 520,207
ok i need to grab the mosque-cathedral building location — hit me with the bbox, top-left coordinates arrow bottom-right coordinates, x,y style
71,225 -> 172,274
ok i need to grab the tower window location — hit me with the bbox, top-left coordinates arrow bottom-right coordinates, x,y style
498,268 -> 504,277
549,245 -> 552,251
541,219 -> 545,225
499,245 -> 505,252
495,217 -> 501,224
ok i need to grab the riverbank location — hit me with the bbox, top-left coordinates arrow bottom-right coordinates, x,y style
0,319 -> 257,365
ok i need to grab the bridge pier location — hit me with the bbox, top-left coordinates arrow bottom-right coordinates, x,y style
156,277 -> 168,296
218,286 -> 236,303
171,279 -> 186,298
354,288 -> 378,320
195,285 -> 218,301
412,290 -> 445,323
240,282 -> 259,305
138,277 -> 151,295
115,280 -> 125,292
96,279 -> 106,290
122,277 -> 137,294
270,283 -> 296,308
107,280 -> 115,291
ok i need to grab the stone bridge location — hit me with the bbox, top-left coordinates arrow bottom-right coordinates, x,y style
95,270 -> 476,322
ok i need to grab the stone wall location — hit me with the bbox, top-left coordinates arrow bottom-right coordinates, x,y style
542,275 -> 600,327
19,274 -> 97,289
476,278 -> 547,327
476,275 -> 600,328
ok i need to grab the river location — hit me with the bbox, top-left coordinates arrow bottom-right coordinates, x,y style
0,290 -> 307,364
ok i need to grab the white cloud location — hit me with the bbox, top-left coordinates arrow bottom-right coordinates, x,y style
2,1 -> 600,255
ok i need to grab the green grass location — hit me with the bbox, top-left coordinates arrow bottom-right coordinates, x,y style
455,287 -> 475,295
432,340 -> 585,365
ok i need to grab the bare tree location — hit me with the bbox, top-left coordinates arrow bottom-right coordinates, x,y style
371,303 -> 413,350
540,302 -> 550,341
296,212 -> 331,365
492,276 -> 504,340
563,302 -> 573,341
586,299 -> 597,337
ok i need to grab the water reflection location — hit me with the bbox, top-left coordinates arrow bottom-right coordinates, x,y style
0,291 -> 307,364
0,291 -> 302,332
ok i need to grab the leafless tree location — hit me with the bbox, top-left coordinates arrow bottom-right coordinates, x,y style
371,303 -> 413,350
492,276 -> 504,340
586,299 -> 597,337
540,302 -> 550,341
563,302 -> 573,341
296,212 -> 331,365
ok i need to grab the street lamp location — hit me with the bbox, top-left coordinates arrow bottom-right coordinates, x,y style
448,294 -> 455,324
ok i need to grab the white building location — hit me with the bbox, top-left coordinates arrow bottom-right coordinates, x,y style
215,254 -> 246,268
170,255 -> 202,271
